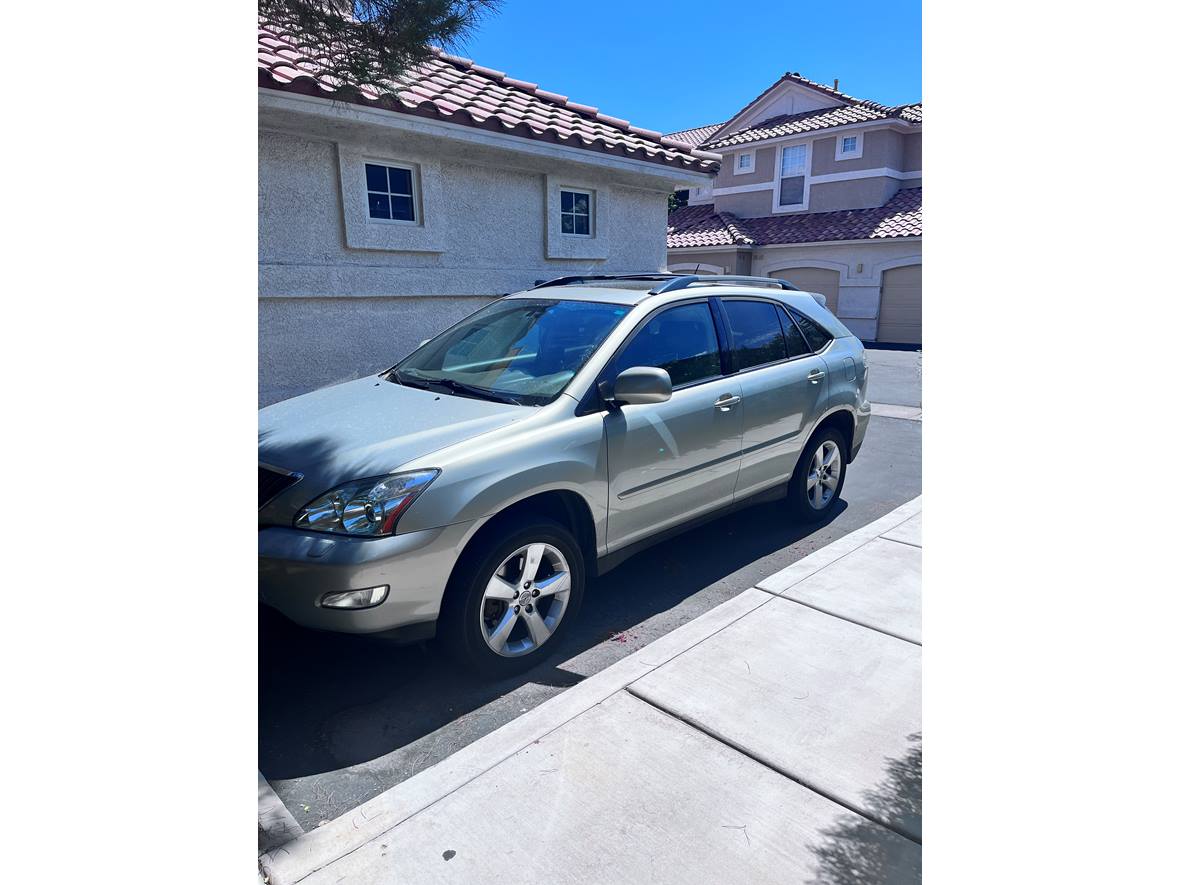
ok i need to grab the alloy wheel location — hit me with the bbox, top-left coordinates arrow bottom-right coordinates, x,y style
806,440 -> 842,510
478,543 -> 572,657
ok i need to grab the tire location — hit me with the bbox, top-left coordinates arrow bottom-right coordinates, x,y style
440,518 -> 585,678
788,426 -> 849,521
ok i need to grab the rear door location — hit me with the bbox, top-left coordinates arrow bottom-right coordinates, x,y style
603,300 -> 743,550
720,298 -> 829,499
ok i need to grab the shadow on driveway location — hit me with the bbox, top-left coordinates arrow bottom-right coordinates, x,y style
259,497 -> 845,780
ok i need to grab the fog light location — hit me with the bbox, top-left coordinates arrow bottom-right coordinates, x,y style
321,585 -> 389,610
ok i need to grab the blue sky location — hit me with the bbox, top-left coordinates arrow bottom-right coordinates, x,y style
458,0 -> 922,135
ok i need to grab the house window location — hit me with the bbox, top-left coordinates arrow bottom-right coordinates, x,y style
365,162 -> 416,223
835,133 -> 863,160
560,189 -> 593,236
734,151 -> 755,174
778,144 -> 807,207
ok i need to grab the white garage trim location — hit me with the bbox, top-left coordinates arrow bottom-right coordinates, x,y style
762,257 -> 854,285
872,256 -> 922,276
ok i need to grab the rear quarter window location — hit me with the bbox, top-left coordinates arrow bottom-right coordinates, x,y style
788,307 -> 834,352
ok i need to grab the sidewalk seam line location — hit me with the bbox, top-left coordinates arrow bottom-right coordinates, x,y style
280,591 -> 781,883
881,536 -> 922,550
755,517 -> 911,595
755,589 -> 921,647
624,685 -> 922,847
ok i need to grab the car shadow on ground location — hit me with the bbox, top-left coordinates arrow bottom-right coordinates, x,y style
259,497 -> 845,780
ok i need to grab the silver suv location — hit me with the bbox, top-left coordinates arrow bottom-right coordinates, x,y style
259,274 -> 870,675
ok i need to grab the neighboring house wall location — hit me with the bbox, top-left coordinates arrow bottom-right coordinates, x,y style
259,106 -> 699,405
711,128 -> 917,218
668,238 -> 921,341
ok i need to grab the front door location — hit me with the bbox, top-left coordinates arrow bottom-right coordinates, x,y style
603,301 -> 743,550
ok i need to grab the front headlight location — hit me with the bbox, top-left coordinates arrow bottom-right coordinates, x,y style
294,469 -> 440,537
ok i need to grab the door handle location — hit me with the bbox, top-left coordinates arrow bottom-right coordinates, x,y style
807,370 -> 826,384
714,393 -> 742,411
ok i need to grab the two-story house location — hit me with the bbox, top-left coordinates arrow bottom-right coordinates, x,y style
258,17 -> 718,405
665,73 -> 921,344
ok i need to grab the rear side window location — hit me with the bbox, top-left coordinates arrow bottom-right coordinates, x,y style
723,300 -> 787,370
778,307 -> 811,357
613,302 -> 721,388
789,308 -> 834,352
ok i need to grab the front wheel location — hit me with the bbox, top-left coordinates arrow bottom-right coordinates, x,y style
440,519 -> 585,677
788,428 -> 848,520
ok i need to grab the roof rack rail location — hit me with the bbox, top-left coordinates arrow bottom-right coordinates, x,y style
647,275 -> 799,295
530,273 -> 679,290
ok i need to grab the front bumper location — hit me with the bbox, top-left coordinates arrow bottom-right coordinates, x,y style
258,520 -> 477,634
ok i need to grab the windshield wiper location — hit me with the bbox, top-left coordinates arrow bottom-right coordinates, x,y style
427,377 -> 525,406
390,369 -> 523,405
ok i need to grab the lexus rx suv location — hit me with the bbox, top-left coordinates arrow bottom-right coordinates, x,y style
259,274 -> 870,676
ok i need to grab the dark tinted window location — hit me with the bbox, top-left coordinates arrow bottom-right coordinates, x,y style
723,300 -> 787,370
789,308 -> 834,352
614,302 -> 721,387
778,307 -> 811,357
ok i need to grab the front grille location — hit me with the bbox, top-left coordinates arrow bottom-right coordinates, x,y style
259,465 -> 300,509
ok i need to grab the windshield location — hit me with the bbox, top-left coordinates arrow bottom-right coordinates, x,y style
389,298 -> 631,406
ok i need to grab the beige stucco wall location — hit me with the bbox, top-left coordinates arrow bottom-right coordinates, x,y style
808,177 -> 902,212
809,129 -> 905,176
902,133 -> 922,172
712,145 -> 778,189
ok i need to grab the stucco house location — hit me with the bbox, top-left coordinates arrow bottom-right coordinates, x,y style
666,73 -> 922,344
258,18 -> 718,405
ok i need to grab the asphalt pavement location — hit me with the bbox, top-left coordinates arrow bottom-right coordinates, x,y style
259,349 -> 922,830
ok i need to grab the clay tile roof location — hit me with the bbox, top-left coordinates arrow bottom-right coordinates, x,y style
664,123 -> 725,149
702,69 -> 922,149
668,187 -> 922,248
258,17 -> 719,174
706,105 -> 889,148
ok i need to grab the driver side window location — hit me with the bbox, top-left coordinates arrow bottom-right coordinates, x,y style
612,302 -> 722,388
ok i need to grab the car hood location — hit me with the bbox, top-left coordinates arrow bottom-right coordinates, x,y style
259,376 -> 527,498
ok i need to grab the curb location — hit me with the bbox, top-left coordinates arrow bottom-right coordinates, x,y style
261,495 -> 923,884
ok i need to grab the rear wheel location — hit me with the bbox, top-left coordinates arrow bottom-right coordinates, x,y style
789,427 -> 848,520
441,519 -> 584,677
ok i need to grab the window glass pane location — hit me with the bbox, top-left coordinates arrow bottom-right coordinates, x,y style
613,302 -> 721,388
780,144 -> 807,176
398,298 -> 630,405
842,136 -> 857,153
723,300 -> 787,370
367,192 -> 391,219
574,215 -> 589,235
779,308 -> 810,357
739,153 -> 751,168
387,167 -> 413,196
561,214 -> 575,234
389,195 -> 414,221
779,175 -> 804,206
560,190 -> 574,212
365,163 -> 387,192
573,192 -> 589,214
789,308 -> 834,351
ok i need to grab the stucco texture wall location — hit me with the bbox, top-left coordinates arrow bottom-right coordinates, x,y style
258,125 -> 677,405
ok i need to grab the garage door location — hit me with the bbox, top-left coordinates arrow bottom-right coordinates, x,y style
877,265 -> 922,344
770,268 -> 840,316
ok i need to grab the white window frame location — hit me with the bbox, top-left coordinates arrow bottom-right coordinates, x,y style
364,160 -> 420,226
774,141 -> 812,212
835,132 -> 863,161
733,151 -> 756,175
559,187 -> 594,238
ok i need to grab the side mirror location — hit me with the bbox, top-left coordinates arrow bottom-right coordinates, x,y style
610,366 -> 672,406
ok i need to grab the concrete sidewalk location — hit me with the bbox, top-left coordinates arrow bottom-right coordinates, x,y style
261,497 -> 922,885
